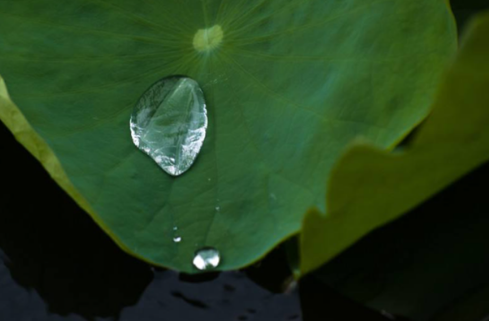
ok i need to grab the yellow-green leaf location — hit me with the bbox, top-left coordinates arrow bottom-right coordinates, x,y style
300,10 -> 489,276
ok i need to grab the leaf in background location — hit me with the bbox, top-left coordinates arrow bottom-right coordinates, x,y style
311,163 -> 489,321
0,0 -> 455,272
300,10 -> 489,276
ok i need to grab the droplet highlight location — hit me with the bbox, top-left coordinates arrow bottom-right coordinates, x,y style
130,76 -> 208,176
173,236 -> 182,243
192,247 -> 220,271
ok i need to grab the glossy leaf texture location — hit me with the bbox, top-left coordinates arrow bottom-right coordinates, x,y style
0,0 -> 456,272
300,11 -> 489,276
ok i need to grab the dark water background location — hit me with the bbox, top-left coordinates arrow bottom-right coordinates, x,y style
1,1 -> 489,320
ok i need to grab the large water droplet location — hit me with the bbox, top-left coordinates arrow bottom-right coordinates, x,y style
192,247 -> 220,271
130,76 -> 208,176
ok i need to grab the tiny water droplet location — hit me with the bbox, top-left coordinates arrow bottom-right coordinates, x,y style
192,247 -> 220,271
215,206 -> 220,212
130,76 -> 208,176
208,178 -> 212,182
173,236 -> 182,243
173,226 -> 178,231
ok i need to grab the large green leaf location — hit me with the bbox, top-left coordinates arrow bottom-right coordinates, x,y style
0,0 -> 455,272
300,10 -> 489,276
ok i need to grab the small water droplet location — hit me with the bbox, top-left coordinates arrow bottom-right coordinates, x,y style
173,226 -> 178,231
192,247 -> 220,271
173,236 -> 182,243
208,177 -> 212,182
215,206 -> 220,212
130,76 -> 208,176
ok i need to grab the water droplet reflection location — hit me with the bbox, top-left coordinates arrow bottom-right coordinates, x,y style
130,76 -> 208,176
192,247 -> 220,271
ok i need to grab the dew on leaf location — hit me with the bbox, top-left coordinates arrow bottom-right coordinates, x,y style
192,247 -> 220,271
130,76 -> 207,176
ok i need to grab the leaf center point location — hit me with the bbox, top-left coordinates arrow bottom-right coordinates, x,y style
193,25 -> 223,53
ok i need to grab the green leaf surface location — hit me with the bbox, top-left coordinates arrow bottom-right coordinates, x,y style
300,10 -> 489,276
0,0 -> 455,272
